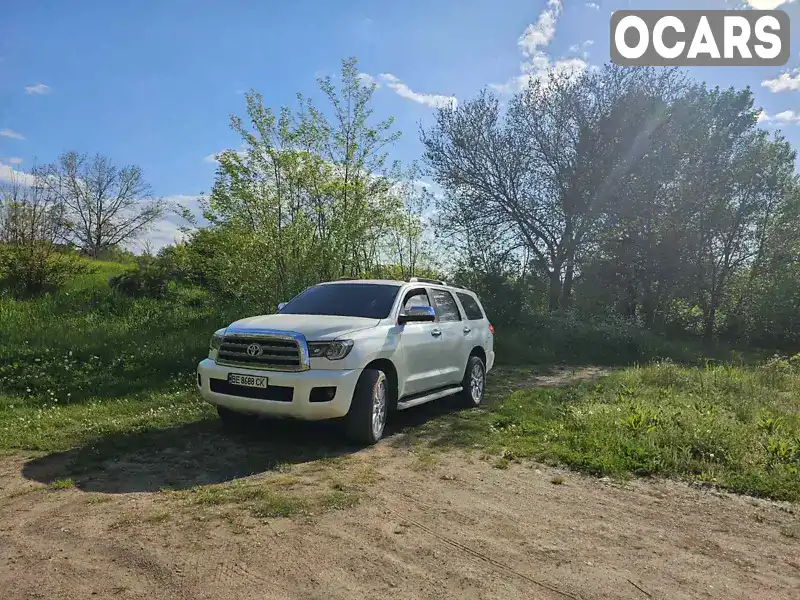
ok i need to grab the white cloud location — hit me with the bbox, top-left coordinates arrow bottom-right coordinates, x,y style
745,0 -> 794,9
519,0 -> 562,57
24,83 -> 50,95
378,73 -> 457,109
757,110 -> 800,125
203,147 -> 248,164
7,157 -> 23,165
0,128 -> 25,140
0,161 -> 36,186
585,2 -> 600,9
358,73 -> 379,88
137,194 -> 205,253
569,44 -> 580,53
762,69 -> 800,93
491,0 -> 587,94
774,110 -> 800,124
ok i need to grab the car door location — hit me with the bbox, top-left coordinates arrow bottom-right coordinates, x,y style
428,287 -> 471,386
456,290 -> 483,357
396,287 -> 444,396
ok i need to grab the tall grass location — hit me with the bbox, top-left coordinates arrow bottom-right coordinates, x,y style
417,360 -> 800,502
0,283 -> 238,404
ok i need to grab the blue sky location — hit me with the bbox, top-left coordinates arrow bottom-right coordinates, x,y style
1,0 -> 799,249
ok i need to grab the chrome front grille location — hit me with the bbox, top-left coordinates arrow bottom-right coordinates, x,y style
216,330 -> 310,371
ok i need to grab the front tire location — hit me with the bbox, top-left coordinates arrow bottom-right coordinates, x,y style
458,355 -> 486,408
345,368 -> 388,445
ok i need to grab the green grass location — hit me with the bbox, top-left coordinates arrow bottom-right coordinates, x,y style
49,477 -> 75,489
191,479 -> 360,519
0,386 -> 214,452
65,259 -> 129,293
404,360 -> 800,502
0,280 -> 242,407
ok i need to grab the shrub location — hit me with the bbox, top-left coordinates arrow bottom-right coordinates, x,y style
0,244 -> 89,298
493,312 -> 710,366
109,254 -> 176,298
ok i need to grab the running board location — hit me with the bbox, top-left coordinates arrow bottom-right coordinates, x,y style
396,386 -> 462,410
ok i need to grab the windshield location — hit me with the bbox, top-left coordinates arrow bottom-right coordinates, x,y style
279,283 -> 401,319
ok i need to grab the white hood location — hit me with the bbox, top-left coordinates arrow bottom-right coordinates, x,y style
226,314 -> 379,341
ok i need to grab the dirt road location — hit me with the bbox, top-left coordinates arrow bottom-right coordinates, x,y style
1,438 -> 798,600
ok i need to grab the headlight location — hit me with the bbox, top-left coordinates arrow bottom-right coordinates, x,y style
308,340 -> 354,360
209,328 -> 226,360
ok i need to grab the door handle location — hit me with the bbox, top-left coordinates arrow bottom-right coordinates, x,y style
431,328 -> 442,337
463,326 -> 471,334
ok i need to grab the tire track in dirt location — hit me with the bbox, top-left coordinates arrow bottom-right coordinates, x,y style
2,428 -> 799,600
384,500 -> 581,600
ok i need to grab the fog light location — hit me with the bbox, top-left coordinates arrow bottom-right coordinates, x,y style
309,386 -> 336,403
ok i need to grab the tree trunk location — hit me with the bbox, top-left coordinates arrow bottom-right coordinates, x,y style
620,279 -> 637,319
560,260 -> 574,310
548,270 -> 562,312
641,284 -> 657,329
703,305 -> 716,342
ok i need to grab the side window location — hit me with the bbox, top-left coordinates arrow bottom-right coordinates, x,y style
403,289 -> 431,311
457,292 -> 485,321
430,289 -> 462,322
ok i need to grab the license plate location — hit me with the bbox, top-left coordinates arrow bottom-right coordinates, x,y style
228,373 -> 268,389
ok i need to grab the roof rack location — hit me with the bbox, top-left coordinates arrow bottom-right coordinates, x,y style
408,277 -> 447,286
336,277 -> 359,280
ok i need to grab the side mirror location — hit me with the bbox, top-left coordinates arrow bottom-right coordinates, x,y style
277,302 -> 287,312
398,305 -> 436,324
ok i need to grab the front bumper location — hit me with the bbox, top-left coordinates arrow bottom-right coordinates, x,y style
197,358 -> 360,420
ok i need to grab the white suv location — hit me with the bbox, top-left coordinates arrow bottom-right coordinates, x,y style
196,278 -> 495,444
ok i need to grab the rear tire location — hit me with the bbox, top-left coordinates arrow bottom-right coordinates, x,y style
345,368 -> 388,445
458,355 -> 486,408
217,405 -> 255,428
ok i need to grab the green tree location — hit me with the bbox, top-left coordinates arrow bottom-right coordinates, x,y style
194,57 -> 425,310
0,166 -> 86,296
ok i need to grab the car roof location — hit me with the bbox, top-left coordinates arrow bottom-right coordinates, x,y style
317,279 -> 405,286
317,278 -> 479,296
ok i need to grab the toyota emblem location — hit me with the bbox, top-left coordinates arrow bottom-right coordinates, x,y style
246,343 -> 263,357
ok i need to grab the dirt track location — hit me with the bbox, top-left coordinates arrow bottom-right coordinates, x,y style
1,439 -> 798,600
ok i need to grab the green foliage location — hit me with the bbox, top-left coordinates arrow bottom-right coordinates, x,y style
0,244 -> 89,298
423,64 -> 800,348
409,362 -> 800,502
186,57 -> 434,311
109,254 -> 175,298
0,280 -> 238,405
492,313 -> 728,366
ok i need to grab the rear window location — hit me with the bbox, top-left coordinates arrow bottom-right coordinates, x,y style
457,292 -> 485,320
279,283 -> 400,319
430,289 -> 462,322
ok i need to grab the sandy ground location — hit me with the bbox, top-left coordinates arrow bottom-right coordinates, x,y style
1,366 -> 798,600
1,443 -> 798,600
